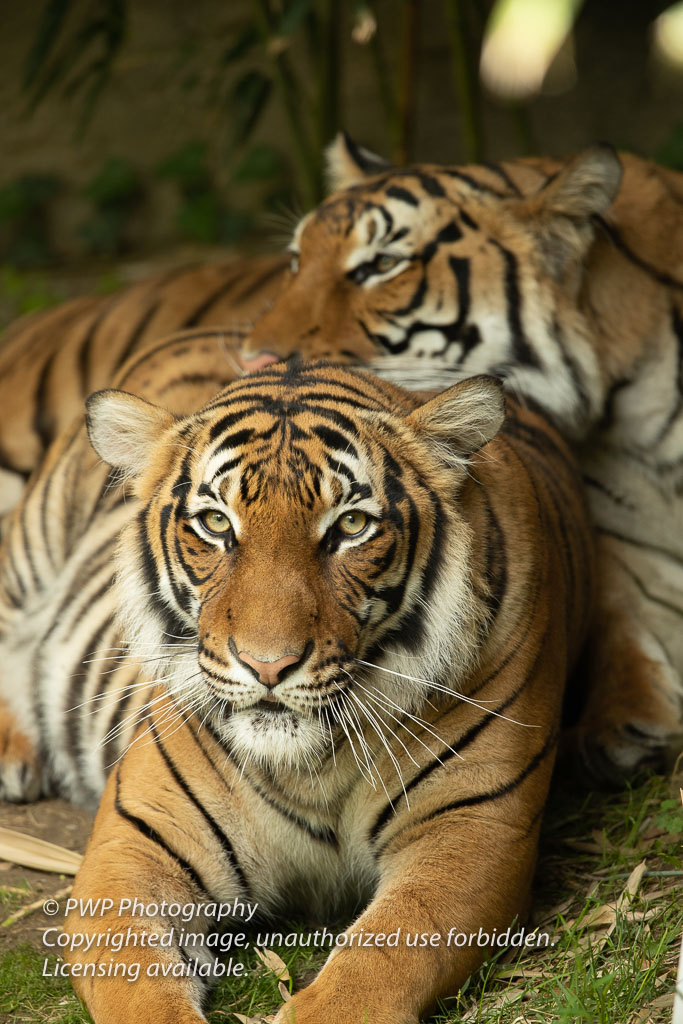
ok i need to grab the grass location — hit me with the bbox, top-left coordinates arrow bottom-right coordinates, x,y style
1,769 -> 680,1024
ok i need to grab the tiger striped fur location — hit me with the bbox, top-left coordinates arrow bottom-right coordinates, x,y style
0,359 -> 593,1023
1,138 -> 680,782
238,135 -> 683,780
0,254 -> 286,516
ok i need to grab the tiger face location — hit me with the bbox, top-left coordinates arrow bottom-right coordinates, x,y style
242,135 -> 623,437
86,361 -> 504,771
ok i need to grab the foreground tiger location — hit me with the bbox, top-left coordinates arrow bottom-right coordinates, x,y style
0,360 -> 593,1023
1,138 -> 681,781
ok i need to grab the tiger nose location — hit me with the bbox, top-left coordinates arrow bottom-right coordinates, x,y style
238,651 -> 302,687
236,351 -> 279,372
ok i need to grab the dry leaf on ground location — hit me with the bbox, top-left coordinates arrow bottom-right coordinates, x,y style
254,947 -> 291,982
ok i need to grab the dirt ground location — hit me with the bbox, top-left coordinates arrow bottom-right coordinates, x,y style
0,799 -> 93,953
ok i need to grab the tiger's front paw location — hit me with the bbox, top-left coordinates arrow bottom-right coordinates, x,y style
570,714 -> 680,787
272,983 -> 416,1024
567,654 -> 682,786
0,705 -> 41,802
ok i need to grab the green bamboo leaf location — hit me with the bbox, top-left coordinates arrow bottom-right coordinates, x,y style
219,23 -> 259,66
229,70 -> 273,150
233,144 -> 286,182
277,0 -> 313,37
22,0 -> 72,91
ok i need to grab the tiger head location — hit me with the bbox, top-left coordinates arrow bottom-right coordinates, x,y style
86,361 -> 504,770
242,134 -> 623,437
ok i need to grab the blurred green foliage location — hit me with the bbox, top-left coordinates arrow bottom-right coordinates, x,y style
79,157 -> 143,256
655,122 -> 683,170
0,174 -> 62,267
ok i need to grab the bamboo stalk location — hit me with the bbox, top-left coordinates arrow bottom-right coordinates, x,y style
444,0 -> 484,161
396,0 -> 419,165
2,885 -> 73,929
253,0 -> 319,206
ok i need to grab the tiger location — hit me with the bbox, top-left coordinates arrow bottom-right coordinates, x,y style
235,135 -> 683,782
0,253 -> 287,517
0,357 -> 594,1024
1,137 -> 681,780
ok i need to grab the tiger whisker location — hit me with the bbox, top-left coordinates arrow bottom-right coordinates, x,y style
361,654 -> 498,705
106,694 -> 201,770
332,700 -> 376,788
67,679 -> 157,714
322,704 -> 337,767
345,686 -> 411,808
337,689 -> 390,797
355,658 -> 537,727
353,676 -> 464,762
82,652 -> 195,666
344,676 -> 421,770
361,684 -> 463,765
337,690 -> 375,777
97,673 -> 204,748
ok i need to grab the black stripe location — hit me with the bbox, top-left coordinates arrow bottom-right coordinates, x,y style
226,260 -> 286,304
483,163 -> 522,196
385,185 -> 418,207
77,304 -> 111,397
596,218 -> 683,291
247,775 -> 338,846
33,352 -> 56,453
114,299 -> 162,371
182,275 -> 244,328
654,305 -> 683,445
378,730 -> 558,854
597,525 -> 683,569
369,574 -> 549,843
114,766 -> 213,901
612,553 -> 683,620
65,616 -> 116,765
491,241 -> 540,368
150,718 -> 251,892
441,169 -> 506,197
117,328 -> 238,385
100,674 -> 144,773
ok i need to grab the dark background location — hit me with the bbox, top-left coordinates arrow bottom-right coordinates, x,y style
0,0 -> 681,297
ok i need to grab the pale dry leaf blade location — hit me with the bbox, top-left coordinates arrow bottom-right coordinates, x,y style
278,981 -> 291,1001
254,947 -> 291,982
0,826 -> 83,875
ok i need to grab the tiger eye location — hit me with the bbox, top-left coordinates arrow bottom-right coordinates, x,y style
376,253 -> 401,273
338,510 -> 368,536
199,510 -> 232,535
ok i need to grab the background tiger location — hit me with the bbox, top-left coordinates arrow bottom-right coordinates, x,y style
0,359 -> 594,1024
0,254 -> 286,517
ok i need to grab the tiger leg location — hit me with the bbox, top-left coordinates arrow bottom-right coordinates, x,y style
568,542 -> 682,784
62,765 -> 209,1023
0,699 -> 41,801
273,802 -> 540,1024
62,708 -> 251,1024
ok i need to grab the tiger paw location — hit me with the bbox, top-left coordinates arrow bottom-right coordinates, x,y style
568,716 -> 681,787
272,985 -> 415,1024
0,706 -> 41,802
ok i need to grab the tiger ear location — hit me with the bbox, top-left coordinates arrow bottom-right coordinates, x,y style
515,144 -> 622,278
325,132 -> 391,191
406,375 -> 505,465
85,389 -> 176,475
